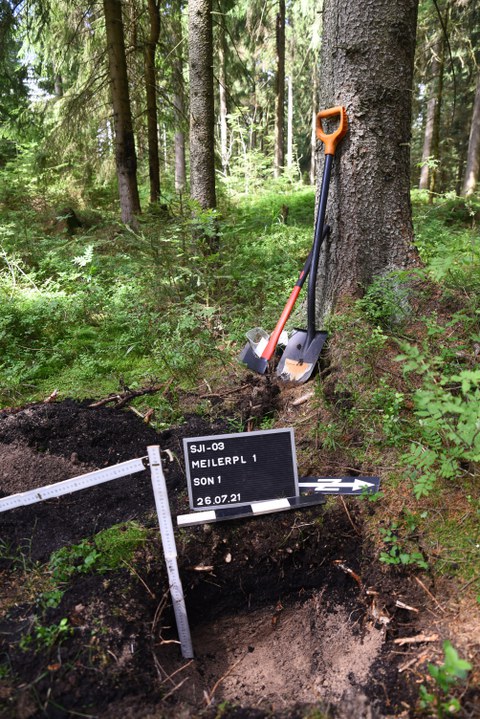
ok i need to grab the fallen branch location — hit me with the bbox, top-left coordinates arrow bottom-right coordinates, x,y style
89,380 -> 172,409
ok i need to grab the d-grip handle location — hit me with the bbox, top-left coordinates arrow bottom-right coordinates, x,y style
316,106 -> 348,155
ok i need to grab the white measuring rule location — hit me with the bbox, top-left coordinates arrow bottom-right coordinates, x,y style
0,457 -> 148,511
147,446 -> 193,659
0,445 -> 194,660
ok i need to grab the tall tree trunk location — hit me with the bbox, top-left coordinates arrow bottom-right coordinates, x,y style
145,0 -> 161,204
315,0 -> 419,323
462,71 -> 480,196
274,0 -> 285,178
286,75 -> 293,169
419,5 -> 448,196
218,15 -> 229,176
188,0 -> 217,215
172,3 -> 186,194
103,0 -> 141,224
418,47 -> 442,190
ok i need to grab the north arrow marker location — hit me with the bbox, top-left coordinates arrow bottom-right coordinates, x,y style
298,476 -> 380,494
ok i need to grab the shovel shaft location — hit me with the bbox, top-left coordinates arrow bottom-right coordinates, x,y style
307,153 -> 333,342
261,285 -> 301,360
261,252 -> 312,360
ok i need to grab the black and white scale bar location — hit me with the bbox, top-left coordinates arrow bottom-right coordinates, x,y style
177,493 -> 326,527
298,475 -> 380,495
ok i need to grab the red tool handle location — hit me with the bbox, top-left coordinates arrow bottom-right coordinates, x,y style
316,106 -> 348,156
261,284 -> 303,360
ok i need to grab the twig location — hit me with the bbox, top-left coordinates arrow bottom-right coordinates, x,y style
160,660 -> 194,685
399,652 -> 429,673
204,654 -> 245,706
152,589 -> 171,636
395,600 -> 420,613
393,633 -> 439,646
333,560 -> 363,590
339,496 -> 361,535
459,575 -> 480,594
199,383 -> 251,399
414,576 -> 446,613
162,677 -> 190,701
122,560 -> 156,599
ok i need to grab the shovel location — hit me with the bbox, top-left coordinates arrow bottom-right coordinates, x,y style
277,106 -> 348,383
239,225 -> 331,374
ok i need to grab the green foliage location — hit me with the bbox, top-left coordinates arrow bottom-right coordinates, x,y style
379,520 -> 428,570
357,271 -> 411,330
370,379 -> 406,445
397,343 -> 480,498
20,617 -> 73,651
412,192 -> 480,290
48,522 -> 147,583
419,641 -> 472,717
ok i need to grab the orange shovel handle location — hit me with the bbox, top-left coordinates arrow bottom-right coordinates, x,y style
316,106 -> 348,155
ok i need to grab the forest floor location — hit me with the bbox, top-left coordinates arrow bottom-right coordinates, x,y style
0,361 -> 479,719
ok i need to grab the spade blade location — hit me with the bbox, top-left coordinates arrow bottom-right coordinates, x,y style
277,330 -> 328,383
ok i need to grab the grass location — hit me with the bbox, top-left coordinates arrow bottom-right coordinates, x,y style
0,177 -> 315,406
1,176 -> 479,589
1,179 -> 480,716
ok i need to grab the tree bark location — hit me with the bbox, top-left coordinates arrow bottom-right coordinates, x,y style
274,0 -> 285,177
145,0 -> 161,203
286,75 -> 293,169
218,15 -> 229,176
418,41 -> 443,190
103,0 -> 141,224
462,70 -> 480,196
172,2 -> 186,194
188,0 -> 216,213
315,0 -> 419,323
418,6 -> 448,196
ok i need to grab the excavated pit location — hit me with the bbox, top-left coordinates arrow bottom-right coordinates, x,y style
0,399 -> 421,718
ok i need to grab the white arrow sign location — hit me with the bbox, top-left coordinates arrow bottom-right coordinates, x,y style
298,476 -> 380,494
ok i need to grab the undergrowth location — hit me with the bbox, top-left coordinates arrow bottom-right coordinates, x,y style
1,175 -> 480,592
0,171 -> 314,407
320,191 -> 480,591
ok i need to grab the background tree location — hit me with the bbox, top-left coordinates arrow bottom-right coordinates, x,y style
418,2 -> 450,195
0,0 -> 32,163
315,0 -> 419,323
188,0 -> 217,228
171,0 -> 187,194
274,0 -> 285,177
463,70 -> 480,195
103,0 -> 141,224
216,4 -> 230,176
145,0 -> 161,203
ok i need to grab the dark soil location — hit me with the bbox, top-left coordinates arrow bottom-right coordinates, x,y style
0,392 -> 467,719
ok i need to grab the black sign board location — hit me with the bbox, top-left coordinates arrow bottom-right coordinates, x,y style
183,429 -> 298,511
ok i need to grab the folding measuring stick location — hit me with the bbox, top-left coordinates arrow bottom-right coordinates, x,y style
0,446 -> 194,659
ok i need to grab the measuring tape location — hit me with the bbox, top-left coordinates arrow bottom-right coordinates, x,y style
0,457 -> 148,512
